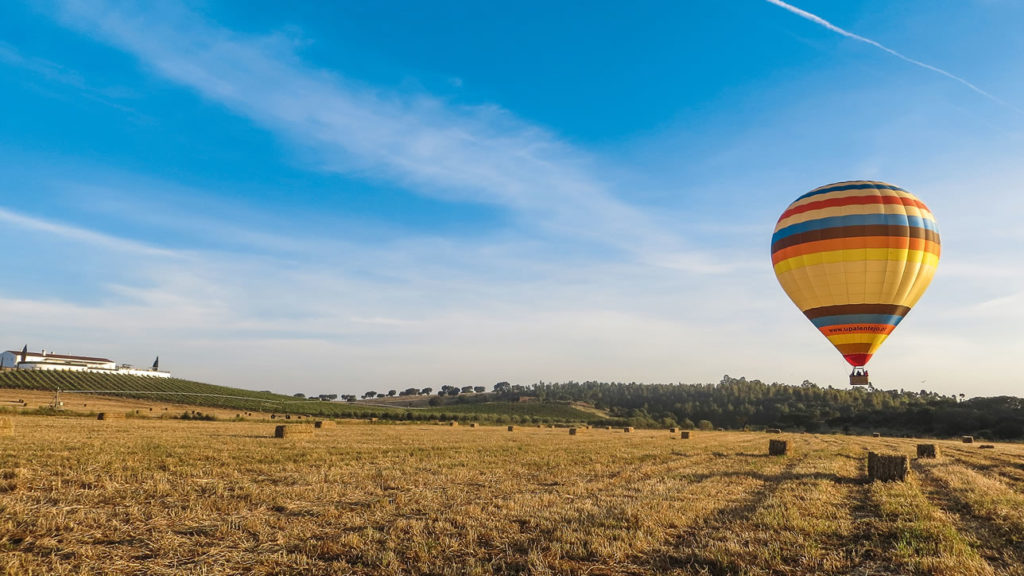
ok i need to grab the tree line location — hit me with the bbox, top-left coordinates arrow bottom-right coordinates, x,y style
494,376 -> 1024,440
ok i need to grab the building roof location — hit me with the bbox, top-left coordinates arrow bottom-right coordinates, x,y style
4,350 -> 114,363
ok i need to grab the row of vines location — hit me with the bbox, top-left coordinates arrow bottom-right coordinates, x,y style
0,371 -> 391,417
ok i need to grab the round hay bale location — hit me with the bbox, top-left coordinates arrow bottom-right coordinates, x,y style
867,452 -> 909,482
97,413 -> 125,421
507,425 -> 515,432
449,421 -> 458,427
916,444 -> 939,459
679,431 -> 691,439
979,444 -> 995,450
872,432 -> 881,438
469,423 -> 478,428
669,427 -> 678,433
623,427 -> 634,433
768,439 -> 789,456
314,420 -> 335,429
766,428 -> 782,434
962,436 -> 974,444
569,428 -> 578,436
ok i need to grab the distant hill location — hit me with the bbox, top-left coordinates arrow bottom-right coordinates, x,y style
0,371 -> 601,424
519,377 -> 1024,440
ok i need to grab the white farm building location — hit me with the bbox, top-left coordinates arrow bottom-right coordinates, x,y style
0,347 -> 171,378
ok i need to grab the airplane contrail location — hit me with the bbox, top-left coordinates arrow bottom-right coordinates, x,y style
765,0 -> 1015,111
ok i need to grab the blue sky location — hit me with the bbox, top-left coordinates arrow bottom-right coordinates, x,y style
2,0 -> 1022,397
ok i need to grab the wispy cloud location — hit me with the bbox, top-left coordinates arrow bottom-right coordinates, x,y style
0,40 -> 145,115
48,0 -> 702,262
764,0 -> 1017,112
0,41 -> 86,88
0,206 -> 179,258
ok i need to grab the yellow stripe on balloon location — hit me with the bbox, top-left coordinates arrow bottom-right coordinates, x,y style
826,333 -> 889,346
774,261 -> 937,310
773,248 -> 939,275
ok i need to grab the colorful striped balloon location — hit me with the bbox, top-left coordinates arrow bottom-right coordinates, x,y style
771,181 -> 941,368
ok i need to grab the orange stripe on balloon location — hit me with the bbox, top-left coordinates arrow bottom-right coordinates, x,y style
836,343 -> 874,353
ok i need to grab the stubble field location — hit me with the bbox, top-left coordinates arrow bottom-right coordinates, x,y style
1,416 -> 1022,575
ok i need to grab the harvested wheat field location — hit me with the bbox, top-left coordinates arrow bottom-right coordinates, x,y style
0,388 -> 272,420
1,417 -> 1023,575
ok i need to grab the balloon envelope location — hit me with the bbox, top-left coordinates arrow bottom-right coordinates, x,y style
771,181 -> 940,367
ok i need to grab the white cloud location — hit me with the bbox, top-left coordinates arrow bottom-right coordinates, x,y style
49,0 -> 705,262
0,198 -> 762,391
0,206 -> 180,258
764,0 -> 1018,112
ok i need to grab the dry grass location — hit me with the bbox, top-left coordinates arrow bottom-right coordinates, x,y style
0,416 -> 1021,575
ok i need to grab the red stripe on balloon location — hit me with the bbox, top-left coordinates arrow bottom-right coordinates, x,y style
779,194 -> 930,221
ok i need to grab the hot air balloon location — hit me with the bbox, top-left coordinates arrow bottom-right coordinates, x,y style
770,181 -> 940,386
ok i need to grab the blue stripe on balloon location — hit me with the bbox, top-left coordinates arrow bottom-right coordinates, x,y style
810,314 -> 906,329
796,182 -> 907,201
772,213 -> 938,243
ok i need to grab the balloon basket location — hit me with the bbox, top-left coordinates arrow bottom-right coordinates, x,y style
849,368 -> 870,386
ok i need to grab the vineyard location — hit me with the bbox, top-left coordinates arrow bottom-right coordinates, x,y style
0,371 -> 598,423
0,371 -> 380,417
